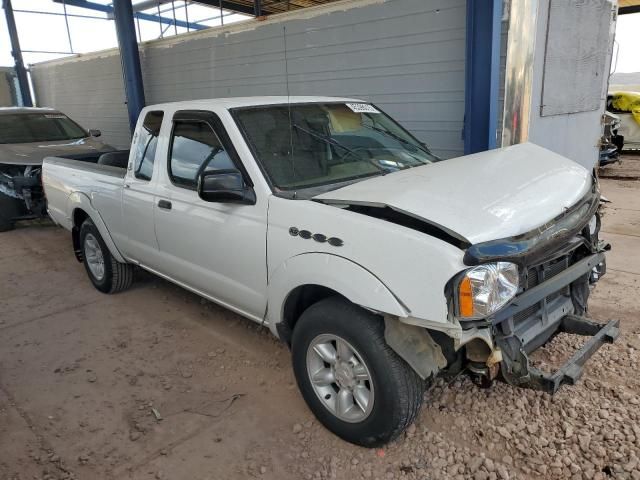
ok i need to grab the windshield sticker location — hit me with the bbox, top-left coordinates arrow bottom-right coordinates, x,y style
345,103 -> 380,114
44,114 -> 67,119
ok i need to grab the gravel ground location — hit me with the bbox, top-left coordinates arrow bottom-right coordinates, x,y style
1,159 -> 639,480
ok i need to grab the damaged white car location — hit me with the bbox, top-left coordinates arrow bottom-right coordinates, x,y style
41,97 -> 617,446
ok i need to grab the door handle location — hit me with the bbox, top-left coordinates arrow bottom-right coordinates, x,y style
158,199 -> 172,210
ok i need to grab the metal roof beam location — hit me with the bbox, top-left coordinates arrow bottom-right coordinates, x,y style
52,0 -> 207,29
191,0 -> 256,15
132,0 -> 174,13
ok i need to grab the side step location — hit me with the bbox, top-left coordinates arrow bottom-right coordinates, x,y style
527,315 -> 620,394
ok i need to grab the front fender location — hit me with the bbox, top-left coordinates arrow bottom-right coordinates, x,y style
68,191 -> 126,264
267,253 -> 409,334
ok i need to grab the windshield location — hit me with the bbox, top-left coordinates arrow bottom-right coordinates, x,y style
233,102 -> 438,192
0,113 -> 88,144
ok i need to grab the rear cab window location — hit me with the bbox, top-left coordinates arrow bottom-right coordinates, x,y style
132,111 -> 164,180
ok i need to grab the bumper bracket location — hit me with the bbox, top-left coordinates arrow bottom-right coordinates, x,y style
516,315 -> 619,393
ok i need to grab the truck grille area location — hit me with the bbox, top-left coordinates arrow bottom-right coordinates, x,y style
513,255 -> 571,323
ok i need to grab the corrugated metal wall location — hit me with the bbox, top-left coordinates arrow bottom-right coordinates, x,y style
31,0 -> 466,157
496,5 -> 509,144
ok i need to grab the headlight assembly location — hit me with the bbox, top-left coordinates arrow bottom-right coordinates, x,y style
456,262 -> 519,320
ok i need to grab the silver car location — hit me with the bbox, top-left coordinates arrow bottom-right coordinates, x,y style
0,107 -> 115,231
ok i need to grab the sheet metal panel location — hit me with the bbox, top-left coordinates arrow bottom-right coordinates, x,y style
541,0 -> 615,117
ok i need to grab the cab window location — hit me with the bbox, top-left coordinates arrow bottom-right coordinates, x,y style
168,120 -> 234,189
132,111 -> 164,180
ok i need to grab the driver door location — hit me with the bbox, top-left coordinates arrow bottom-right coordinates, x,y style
153,110 -> 268,321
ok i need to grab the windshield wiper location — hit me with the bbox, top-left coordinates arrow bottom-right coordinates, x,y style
292,123 -> 355,155
363,124 -> 430,154
292,123 -> 385,173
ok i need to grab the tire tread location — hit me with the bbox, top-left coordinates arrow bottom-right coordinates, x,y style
80,218 -> 133,294
108,255 -> 134,293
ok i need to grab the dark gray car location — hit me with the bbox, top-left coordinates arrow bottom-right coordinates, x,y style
0,107 -> 116,231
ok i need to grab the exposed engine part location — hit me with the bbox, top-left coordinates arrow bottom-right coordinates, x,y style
467,362 -> 494,388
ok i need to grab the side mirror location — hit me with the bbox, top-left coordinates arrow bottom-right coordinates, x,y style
89,129 -> 102,137
197,169 -> 255,204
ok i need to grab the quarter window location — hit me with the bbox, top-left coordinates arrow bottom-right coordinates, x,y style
133,111 -> 164,180
168,120 -> 234,188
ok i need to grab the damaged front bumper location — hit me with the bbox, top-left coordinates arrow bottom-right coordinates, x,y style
524,315 -> 618,392
492,252 -> 619,393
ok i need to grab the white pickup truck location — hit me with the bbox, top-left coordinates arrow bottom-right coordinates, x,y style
42,97 -> 618,446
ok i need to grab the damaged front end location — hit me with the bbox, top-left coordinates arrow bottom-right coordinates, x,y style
0,163 -> 46,230
454,185 -> 618,393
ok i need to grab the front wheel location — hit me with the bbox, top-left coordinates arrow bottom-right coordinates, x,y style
80,219 -> 133,293
291,297 -> 425,447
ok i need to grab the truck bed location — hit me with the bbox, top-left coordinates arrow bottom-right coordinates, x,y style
44,156 -> 127,179
43,156 -> 126,231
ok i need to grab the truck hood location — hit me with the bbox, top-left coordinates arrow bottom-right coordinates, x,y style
314,143 -> 592,245
0,137 -> 113,166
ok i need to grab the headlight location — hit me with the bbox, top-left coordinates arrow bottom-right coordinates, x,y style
456,262 -> 519,319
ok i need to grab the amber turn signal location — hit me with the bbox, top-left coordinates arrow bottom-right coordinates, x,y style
458,275 -> 474,318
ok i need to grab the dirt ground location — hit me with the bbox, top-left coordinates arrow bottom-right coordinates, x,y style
1,155 -> 639,480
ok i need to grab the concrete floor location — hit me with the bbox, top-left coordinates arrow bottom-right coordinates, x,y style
1,156 -> 639,480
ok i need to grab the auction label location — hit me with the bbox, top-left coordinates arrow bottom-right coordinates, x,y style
345,103 -> 380,114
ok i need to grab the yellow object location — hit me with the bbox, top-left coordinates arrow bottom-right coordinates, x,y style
619,0 -> 640,8
458,276 -> 474,318
326,105 -> 363,132
611,91 -> 640,126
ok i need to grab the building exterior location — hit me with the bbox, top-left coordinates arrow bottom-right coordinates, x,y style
29,0 -> 618,169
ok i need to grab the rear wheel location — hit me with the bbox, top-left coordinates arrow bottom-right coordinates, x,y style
80,219 -> 133,293
291,297 -> 425,447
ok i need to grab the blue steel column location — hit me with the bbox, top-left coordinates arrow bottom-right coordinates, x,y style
113,0 -> 146,134
463,0 -> 502,154
3,0 -> 33,106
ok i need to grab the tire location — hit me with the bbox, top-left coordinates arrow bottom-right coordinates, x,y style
79,219 -> 133,294
291,297 -> 425,447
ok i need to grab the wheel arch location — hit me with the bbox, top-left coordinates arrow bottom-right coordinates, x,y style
267,253 -> 409,344
69,192 -> 126,264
